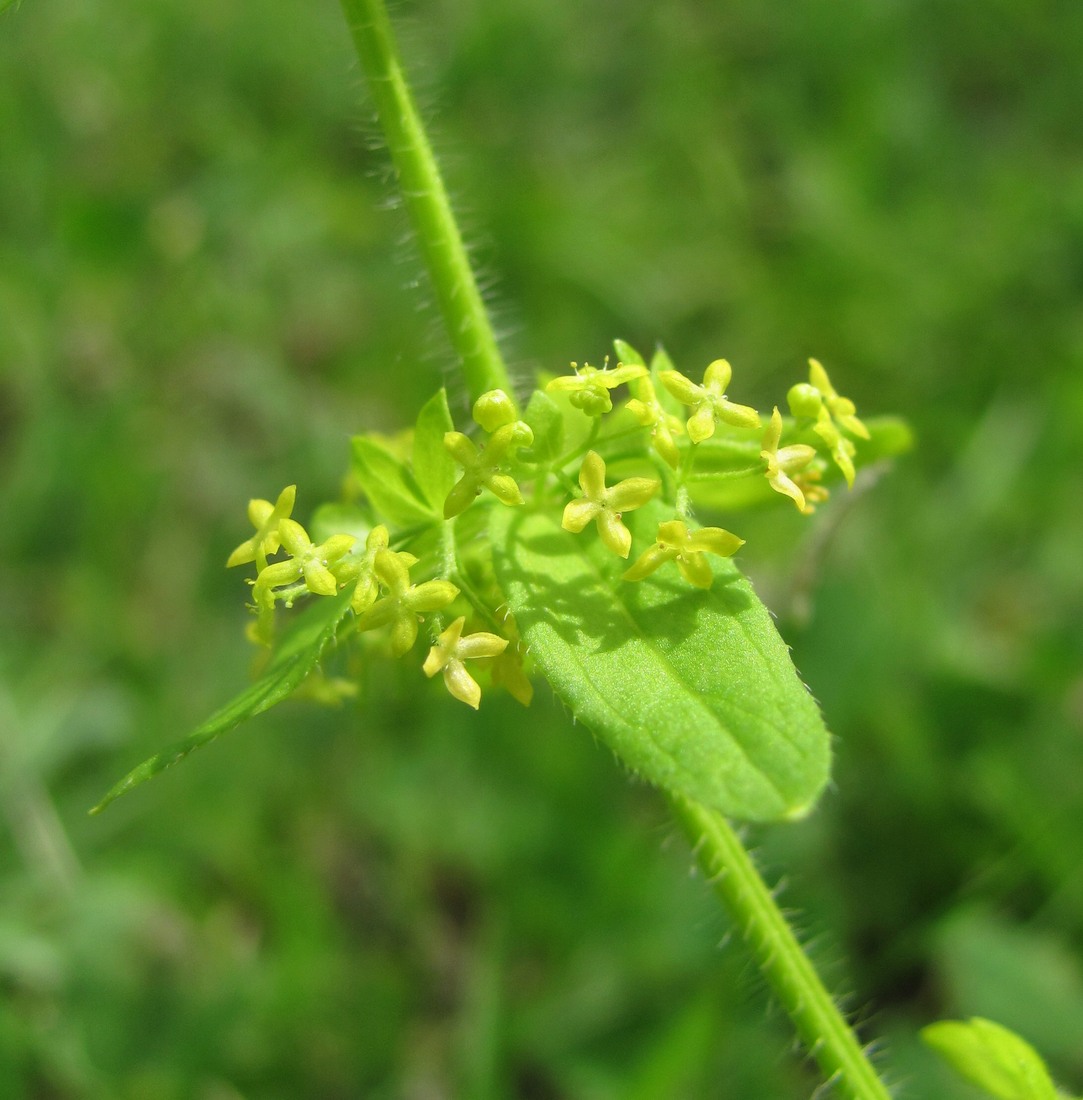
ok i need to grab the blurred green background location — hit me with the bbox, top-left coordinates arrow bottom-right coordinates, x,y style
2,0 -> 1082,1095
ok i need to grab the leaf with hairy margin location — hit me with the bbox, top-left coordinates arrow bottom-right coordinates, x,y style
491,502 -> 830,822
91,591 -> 354,813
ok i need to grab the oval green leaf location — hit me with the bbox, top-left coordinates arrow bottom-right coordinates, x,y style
922,1018 -> 1060,1100
491,503 -> 830,822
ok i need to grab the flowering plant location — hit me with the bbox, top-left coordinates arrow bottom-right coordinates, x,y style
88,0 -> 1073,1095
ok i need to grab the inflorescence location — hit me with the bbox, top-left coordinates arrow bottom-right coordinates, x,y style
227,352 -> 870,710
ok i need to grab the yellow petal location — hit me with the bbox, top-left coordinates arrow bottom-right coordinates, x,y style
443,661 -> 482,709
578,451 -> 607,499
486,473 -> 524,506
456,632 -> 509,660
687,404 -> 716,444
562,498 -> 600,533
303,560 -> 339,596
607,476 -> 659,511
389,614 -> 419,657
622,543 -> 673,581
703,358 -> 732,393
596,511 -> 632,558
659,370 -> 701,406
686,527 -> 744,557
676,552 -> 714,589
406,580 -> 460,613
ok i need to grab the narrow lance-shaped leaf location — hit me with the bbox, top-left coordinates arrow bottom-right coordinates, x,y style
412,388 -> 457,512
91,591 -> 355,814
352,434 -> 433,526
523,389 -> 565,465
612,338 -> 645,366
491,503 -> 831,822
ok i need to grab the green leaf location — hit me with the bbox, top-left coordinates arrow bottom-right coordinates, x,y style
412,388 -> 456,512
352,434 -> 434,526
613,338 -> 645,366
922,1018 -> 1060,1100
309,501 -> 373,544
523,389 -> 565,465
853,414 -> 914,464
490,503 -> 831,822
90,592 -> 354,814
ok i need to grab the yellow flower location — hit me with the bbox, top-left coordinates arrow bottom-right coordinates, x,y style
356,549 -> 459,657
659,359 -> 761,443
761,408 -> 819,514
625,376 -> 684,469
423,616 -> 509,710
254,519 -> 356,598
561,451 -> 659,558
623,519 -> 743,589
226,485 -> 296,570
443,421 -> 534,518
546,361 -> 648,417
787,359 -> 868,487
332,525 -> 419,614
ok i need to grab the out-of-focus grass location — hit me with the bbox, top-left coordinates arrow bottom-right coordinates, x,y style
2,0 -> 1082,1095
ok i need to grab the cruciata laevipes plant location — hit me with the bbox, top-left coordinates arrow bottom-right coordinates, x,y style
89,0 -> 1077,1097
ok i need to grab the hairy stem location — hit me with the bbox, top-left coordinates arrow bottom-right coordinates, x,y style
339,0 -> 513,404
671,795 -> 892,1100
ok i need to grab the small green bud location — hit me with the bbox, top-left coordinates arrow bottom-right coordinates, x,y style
546,361 -> 648,419
787,382 -> 823,420
472,389 -> 517,433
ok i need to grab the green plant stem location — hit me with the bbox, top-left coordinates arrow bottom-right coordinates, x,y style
336,1 -> 888,1090
339,0 -> 513,406
671,795 -> 892,1100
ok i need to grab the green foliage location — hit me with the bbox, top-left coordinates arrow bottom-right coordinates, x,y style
4,0 -> 1083,1093
491,504 -> 830,821
922,1017 -> 1064,1100
90,591 -> 355,813
96,337 -> 878,827
351,435 -> 433,525
411,388 -> 457,512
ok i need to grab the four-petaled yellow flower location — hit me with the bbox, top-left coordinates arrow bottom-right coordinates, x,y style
546,361 -> 648,417
356,549 -> 459,657
254,519 -> 356,598
227,485 -> 296,570
787,359 -> 869,487
334,525 -> 419,614
562,451 -> 659,558
443,420 -> 534,519
761,407 -> 820,514
625,376 -> 684,469
659,359 -> 761,443
423,616 -> 509,710
623,520 -> 744,589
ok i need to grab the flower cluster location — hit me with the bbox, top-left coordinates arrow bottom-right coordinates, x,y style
228,348 -> 879,713
227,490 -> 526,709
